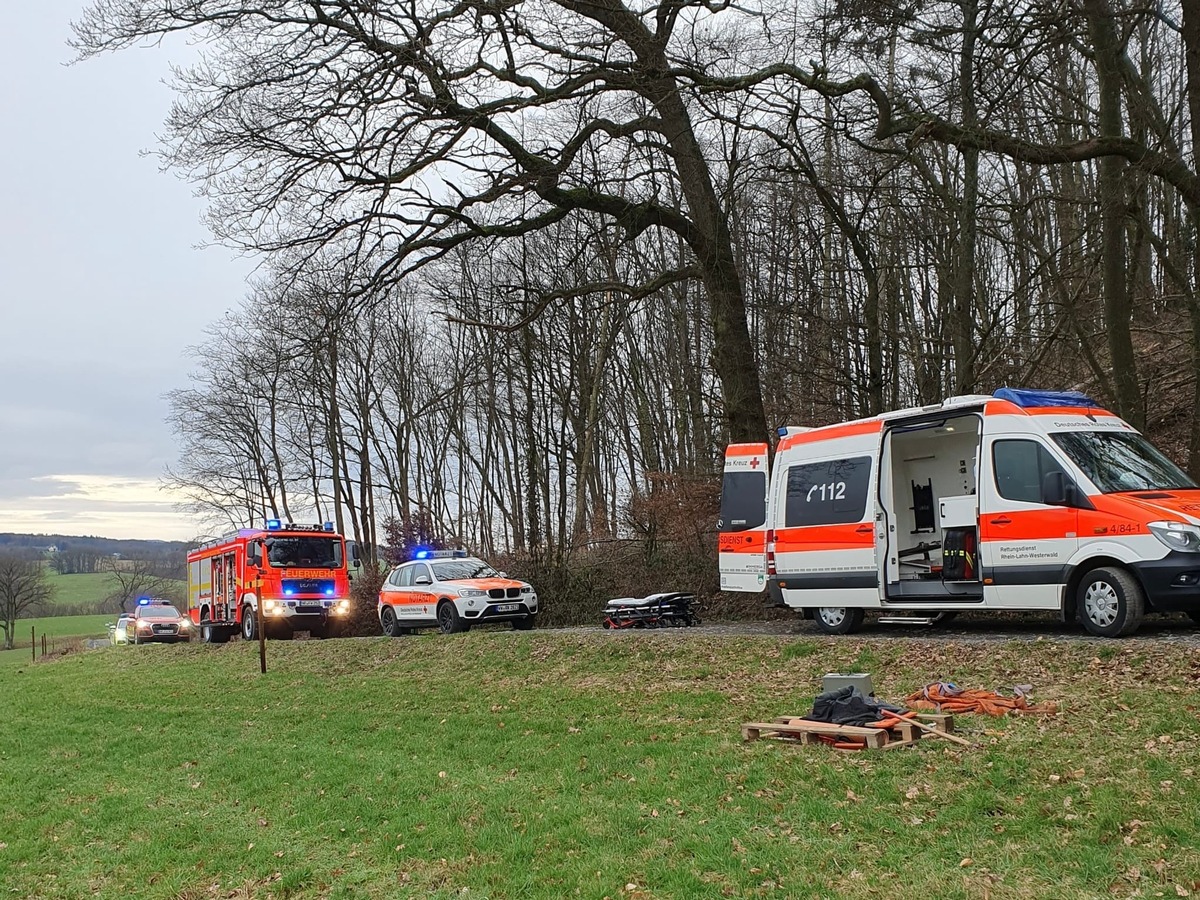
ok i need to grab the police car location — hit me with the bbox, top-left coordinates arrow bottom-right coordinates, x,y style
124,597 -> 192,644
378,550 -> 538,635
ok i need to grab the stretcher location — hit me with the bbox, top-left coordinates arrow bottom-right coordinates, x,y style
601,592 -> 700,629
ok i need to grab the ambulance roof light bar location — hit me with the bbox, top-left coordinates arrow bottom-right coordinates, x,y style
993,387 -> 1098,409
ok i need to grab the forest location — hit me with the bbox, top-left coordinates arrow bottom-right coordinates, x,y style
74,0 -> 1200,616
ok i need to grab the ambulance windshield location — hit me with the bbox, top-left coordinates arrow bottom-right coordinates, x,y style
266,536 -> 343,568
1051,432 -> 1196,494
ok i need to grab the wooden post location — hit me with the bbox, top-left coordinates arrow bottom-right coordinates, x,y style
42,635 -> 48,656
31,626 -> 35,663
256,569 -> 267,675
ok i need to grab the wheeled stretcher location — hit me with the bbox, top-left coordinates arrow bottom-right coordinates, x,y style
601,592 -> 700,629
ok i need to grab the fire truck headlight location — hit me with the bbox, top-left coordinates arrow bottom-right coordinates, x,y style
1150,521 -> 1200,553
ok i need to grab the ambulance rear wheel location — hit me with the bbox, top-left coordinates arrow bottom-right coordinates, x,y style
812,607 -> 864,635
437,601 -> 469,634
1078,566 -> 1144,637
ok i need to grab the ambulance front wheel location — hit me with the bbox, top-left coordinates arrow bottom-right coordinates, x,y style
811,607 -> 865,635
1077,566 -> 1144,637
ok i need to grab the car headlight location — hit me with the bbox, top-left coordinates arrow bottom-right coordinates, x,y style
459,588 -> 485,597
139,621 -> 153,629
520,586 -> 534,594
1149,521 -> 1200,553
179,620 -> 190,629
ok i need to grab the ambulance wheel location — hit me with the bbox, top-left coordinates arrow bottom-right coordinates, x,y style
812,607 -> 864,635
437,601 -> 469,634
1078,566 -> 1144,637
380,605 -> 404,638
241,607 -> 258,641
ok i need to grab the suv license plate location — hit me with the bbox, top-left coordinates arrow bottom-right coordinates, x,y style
495,604 -> 519,613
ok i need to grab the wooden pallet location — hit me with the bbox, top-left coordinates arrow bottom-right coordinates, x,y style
741,714 -> 954,750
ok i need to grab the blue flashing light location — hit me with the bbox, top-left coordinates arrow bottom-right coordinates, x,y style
415,549 -> 430,559
323,521 -> 335,532
777,426 -> 788,437
137,596 -> 151,606
325,588 -> 334,596
284,589 -> 295,596
993,388 -> 1098,409
266,519 -> 282,531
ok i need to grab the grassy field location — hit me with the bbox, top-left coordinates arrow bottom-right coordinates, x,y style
1,631 -> 1198,899
0,614 -> 115,668
39,570 -> 186,611
42,570 -> 121,608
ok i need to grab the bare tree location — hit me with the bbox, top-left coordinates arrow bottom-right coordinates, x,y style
0,552 -> 53,651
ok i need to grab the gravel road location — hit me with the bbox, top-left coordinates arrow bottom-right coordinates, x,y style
555,613 -> 1200,644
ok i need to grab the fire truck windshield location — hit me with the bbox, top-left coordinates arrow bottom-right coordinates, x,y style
265,536 -> 343,569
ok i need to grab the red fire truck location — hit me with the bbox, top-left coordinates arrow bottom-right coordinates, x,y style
186,520 -> 355,642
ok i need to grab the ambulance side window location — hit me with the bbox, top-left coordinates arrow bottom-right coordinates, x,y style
785,457 -> 871,526
719,472 -> 766,532
396,566 -> 414,588
992,440 -> 1068,504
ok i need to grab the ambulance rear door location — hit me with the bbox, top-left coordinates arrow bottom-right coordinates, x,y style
719,443 -> 770,592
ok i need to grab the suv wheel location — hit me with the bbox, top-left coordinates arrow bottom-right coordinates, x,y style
437,601 -> 469,635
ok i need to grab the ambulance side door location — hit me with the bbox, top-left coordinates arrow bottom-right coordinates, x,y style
718,443 -> 770,592
980,435 -> 1080,608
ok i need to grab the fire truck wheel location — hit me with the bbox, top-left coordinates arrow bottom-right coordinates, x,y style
437,601 -> 469,635
201,625 -> 230,644
811,606 -> 865,635
242,607 -> 258,641
1078,566 -> 1145,637
380,605 -> 404,638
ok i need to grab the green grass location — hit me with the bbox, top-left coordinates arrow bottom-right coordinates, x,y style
0,614 -> 115,667
1,632 -> 1198,899
39,570 -> 186,610
42,570 -> 122,608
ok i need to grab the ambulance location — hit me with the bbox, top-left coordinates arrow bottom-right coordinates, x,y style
719,389 -> 1200,637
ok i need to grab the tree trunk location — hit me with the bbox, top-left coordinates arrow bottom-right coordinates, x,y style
1085,0 -> 1142,427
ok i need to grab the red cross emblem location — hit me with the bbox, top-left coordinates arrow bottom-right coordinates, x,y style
749,457 -> 760,469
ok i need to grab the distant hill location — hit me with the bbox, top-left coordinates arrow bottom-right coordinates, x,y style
0,532 -> 194,558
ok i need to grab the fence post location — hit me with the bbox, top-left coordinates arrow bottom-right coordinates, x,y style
31,626 -> 35,663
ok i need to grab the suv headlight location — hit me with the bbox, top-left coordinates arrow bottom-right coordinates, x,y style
459,588 -> 486,597
1149,521 -> 1200,553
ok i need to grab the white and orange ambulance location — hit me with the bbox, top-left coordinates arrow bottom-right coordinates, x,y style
719,388 -> 1200,637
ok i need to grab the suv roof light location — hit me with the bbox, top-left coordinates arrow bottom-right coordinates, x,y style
412,549 -> 469,560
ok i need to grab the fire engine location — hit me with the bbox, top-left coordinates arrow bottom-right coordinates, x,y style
186,520 -> 355,642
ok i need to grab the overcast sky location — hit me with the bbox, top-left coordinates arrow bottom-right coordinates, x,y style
1,3 -> 255,542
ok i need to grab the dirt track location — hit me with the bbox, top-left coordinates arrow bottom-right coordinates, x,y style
557,612 -> 1200,644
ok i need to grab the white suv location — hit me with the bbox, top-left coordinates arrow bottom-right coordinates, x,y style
378,551 -> 538,635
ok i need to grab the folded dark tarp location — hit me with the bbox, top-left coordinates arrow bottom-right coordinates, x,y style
806,685 -> 906,727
